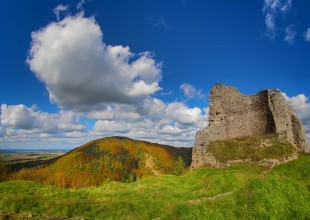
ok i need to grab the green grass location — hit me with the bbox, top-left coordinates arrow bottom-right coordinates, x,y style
208,135 -> 296,162
1,154 -> 310,219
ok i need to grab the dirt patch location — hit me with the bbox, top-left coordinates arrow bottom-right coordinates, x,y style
188,191 -> 233,205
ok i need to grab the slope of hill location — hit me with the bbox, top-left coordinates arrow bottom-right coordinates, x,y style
1,154 -> 309,219
11,136 -> 192,188
204,135 -> 297,167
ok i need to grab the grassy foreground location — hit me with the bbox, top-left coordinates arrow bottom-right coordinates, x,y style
0,154 -> 310,219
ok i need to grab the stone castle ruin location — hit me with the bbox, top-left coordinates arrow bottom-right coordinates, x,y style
192,83 -> 310,168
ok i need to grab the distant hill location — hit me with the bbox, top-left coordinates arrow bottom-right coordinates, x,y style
12,136 -> 192,188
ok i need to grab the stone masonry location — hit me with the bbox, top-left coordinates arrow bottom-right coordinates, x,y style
191,83 -> 310,168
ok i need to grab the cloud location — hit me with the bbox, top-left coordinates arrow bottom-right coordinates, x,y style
114,104 -> 141,120
126,120 -> 198,147
304,28 -> 310,42
282,93 -> 310,141
77,0 -> 86,11
159,125 -> 182,134
85,98 -> 207,147
148,16 -> 170,30
53,4 -> 69,21
136,97 -> 166,119
263,0 -> 292,40
0,104 -> 85,134
93,120 -> 131,133
166,102 -> 202,126
284,25 -> 295,44
160,90 -> 173,96
180,83 -> 204,99
86,97 -> 166,121
263,0 -> 292,14
3,9 -> 214,149
0,99 -> 208,148
0,126 -> 5,138
282,93 -> 310,124
64,131 -> 87,138
27,14 -> 162,111
0,104 -> 35,130
264,12 -> 276,39
86,106 -> 114,120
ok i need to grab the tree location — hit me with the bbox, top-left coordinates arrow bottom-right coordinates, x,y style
173,156 -> 186,176
0,153 -> 8,181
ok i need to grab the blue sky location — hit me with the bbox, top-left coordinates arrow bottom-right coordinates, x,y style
1,0 -> 310,149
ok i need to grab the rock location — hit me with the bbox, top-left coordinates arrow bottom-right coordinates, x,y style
192,83 -> 310,168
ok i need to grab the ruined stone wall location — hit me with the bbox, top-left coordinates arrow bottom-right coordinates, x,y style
192,83 -> 310,168
207,84 -> 276,141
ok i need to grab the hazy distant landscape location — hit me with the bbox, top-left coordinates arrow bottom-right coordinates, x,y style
1,149 -> 66,162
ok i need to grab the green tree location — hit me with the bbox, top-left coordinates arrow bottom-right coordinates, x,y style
173,156 -> 186,176
0,153 -> 8,181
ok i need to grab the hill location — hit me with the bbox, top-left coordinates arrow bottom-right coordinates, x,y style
1,154 -> 309,219
10,136 -> 192,188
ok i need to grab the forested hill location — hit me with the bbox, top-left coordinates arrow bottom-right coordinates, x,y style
12,136 -> 192,188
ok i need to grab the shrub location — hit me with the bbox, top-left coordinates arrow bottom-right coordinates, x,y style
173,156 -> 186,176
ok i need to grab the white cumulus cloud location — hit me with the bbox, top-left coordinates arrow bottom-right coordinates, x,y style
180,83 -> 204,99
86,106 -> 114,120
0,104 -> 85,134
159,125 -> 182,134
282,93 -> 310,124
282,92 -> 310,140
93,120 -> 131,133
166,102 -> 202,126
137,97 -> 166,119
27,14 -> 162,111
1,104 -> 35,130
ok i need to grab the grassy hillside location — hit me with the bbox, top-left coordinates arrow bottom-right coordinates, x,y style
0,154 -> 309,219
208,135 -> 296,162
10,137 -> 192,188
